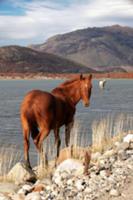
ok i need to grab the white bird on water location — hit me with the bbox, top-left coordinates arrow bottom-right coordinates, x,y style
99,79 -> 106,89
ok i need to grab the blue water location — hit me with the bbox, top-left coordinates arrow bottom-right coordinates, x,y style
0,79 -> 133,165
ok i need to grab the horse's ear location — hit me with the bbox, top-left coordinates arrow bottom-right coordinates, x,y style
80,73 -> 83,80
89,74 -> 92,80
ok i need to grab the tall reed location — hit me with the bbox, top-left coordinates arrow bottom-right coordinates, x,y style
92,113 -> 133,152
0,144 -> 22,181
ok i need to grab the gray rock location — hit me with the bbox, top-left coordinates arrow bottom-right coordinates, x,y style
7,162 -> 36,184
116,142 -> 129,151
0,183 -> 19,194
129,142 -> 133,149
118,150 -> 128,160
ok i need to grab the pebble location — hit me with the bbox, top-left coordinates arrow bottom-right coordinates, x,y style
109,188 -> 120,197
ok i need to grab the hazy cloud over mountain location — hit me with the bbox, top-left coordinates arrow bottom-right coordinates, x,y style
0,0 -> 133,46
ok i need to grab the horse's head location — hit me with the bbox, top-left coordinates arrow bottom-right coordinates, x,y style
80,74 -> 92,107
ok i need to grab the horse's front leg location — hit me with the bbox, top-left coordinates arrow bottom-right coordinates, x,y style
54,127 -> 61,159
65,121 -> 74,147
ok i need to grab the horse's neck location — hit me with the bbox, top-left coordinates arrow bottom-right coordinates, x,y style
54,80 -> 81,106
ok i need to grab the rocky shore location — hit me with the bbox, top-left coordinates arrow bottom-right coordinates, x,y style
0,72 -> 133,80
0,133 -> 132,200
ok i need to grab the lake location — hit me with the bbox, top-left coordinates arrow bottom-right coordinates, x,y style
0,79 -> 133,165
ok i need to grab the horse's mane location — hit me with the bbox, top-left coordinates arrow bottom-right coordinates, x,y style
59,77 -> 80,87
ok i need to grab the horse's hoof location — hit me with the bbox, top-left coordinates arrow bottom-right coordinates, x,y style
24,161 -> 32,170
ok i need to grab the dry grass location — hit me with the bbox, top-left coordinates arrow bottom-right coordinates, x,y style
91,113 -> 133,153
33,113 -> 133,179
0,145 -> 23,182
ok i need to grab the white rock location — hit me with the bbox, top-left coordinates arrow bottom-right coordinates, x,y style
110,188 -> 120,197
84,187 -> 92,194
17,188 -> 25,195
0,194 -> 10,200
123,134 -> 133,143
75,180 -> 85,191
55,159 -> 83,173
7,162 -> 36,184
103,149 -> 115,158
91,152 -> 101,161
53,176 -> 62,186
114,141 -> 121,147
18,185 -> 32,195
25,192 -> 41,200
67,179 -> 74,186
22,184 -> 32,191
100,170 -> 107,178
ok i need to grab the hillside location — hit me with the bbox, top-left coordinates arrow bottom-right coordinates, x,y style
30,25 -> 133,72
0,46 -> 93,73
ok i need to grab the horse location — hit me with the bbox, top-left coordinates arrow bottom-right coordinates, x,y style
99,79 -> 106,89
20,74 -> 92,169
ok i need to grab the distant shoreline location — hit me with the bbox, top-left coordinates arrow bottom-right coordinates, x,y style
0,72 -> 133,80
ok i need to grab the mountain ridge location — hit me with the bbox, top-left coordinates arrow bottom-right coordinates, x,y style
0,45 -> 94,73
30,25 -> 133,72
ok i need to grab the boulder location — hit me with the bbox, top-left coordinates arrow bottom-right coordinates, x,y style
116,142 -> 129,151
0,183 -> 19,194
123,134 -> 133,143
55,159 -> 83,173
7,162 -> 36,184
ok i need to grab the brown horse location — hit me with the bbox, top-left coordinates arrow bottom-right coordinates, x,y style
20,74 -> 92,168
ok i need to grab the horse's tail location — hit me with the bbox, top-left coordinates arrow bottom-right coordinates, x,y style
20,110 -> 30,142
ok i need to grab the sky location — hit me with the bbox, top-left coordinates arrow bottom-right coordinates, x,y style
0,0 -> 133,46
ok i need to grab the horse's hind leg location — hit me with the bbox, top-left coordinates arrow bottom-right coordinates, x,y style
54,128 -> 61,158
34,127 -> 50,167
21,116 -> 31,169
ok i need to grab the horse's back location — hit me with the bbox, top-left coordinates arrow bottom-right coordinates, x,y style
21,90 -> 55,128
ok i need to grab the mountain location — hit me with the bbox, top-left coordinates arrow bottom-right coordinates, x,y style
30,25 -> 133,72
0,45 -> 94,73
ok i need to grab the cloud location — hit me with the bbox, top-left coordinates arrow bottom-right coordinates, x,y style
0,0 -> 133,46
